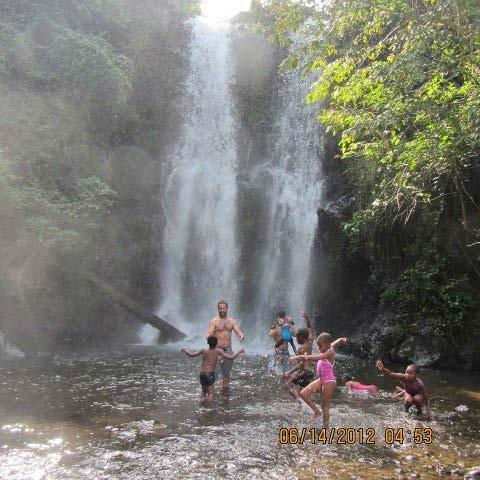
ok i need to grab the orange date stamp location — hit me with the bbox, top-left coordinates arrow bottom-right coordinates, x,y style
278,427 -> 433,445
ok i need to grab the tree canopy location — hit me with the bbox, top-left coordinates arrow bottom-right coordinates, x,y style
256,0 -> 480,342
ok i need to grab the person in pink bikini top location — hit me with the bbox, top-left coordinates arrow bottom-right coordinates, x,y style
342,374 -> 379,393
289,333 -> 348,429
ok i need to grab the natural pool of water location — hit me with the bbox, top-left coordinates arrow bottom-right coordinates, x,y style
0,346 -> 479,479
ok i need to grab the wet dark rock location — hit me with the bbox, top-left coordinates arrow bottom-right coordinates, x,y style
396,336 -> 441,367
109,451 -> 138,462
336,301 -> 479,370
307,194 -> 372,336
306,125 -> 479,372
436,466 -> 449,475
435,465 -> 466,476
58,452 -> 85,466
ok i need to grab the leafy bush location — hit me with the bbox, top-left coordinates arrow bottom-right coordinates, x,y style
382,259 -> 477,342
260,0 -> 480,249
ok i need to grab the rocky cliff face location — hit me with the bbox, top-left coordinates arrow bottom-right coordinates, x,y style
230,14 -> 479,371
308,137 -> 480,371
2,2 -> 477,371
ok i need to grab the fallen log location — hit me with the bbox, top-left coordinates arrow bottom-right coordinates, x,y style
77,266 -> 186,343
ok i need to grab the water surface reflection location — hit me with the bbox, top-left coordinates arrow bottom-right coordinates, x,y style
0,347 -> 479,479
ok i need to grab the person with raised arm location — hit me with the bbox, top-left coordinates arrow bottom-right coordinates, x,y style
269,310 -> 298,374
283,310 -> 315,403
376,360 -> 431,419
290,333 -> 348,428
181,335 -> 244,399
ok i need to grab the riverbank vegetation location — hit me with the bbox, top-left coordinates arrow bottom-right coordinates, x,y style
255,0 -> 480,360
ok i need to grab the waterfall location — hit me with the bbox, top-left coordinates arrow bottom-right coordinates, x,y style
146,3 -> 248,342
141,4 -> 324,346
265,68 -> 324,311
239,65 -> 324,341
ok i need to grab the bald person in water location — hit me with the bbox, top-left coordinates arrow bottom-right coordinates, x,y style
376,360 -> 431,419
205,300 -> 245,392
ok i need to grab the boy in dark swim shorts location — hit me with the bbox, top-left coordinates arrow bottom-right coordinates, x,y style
284,328 -> 315,402
181,336 -> 244,398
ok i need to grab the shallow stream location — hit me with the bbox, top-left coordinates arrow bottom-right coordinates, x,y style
1,347 -> 479,479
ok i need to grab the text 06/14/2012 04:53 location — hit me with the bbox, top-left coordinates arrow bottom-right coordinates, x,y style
278,427 -> 433,445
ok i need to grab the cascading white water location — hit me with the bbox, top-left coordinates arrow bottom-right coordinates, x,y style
140,4 -> 324,346
140,2 -> 249,343
251,66 -> 324,338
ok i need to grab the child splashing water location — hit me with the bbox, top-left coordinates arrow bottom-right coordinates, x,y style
283,328 -> 315,405
376,360 -> 431,419
290,333 -> 347,429
283,310 -> 315,405
181,336 -> 244,399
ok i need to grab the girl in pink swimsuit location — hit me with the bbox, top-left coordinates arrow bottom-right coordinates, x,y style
290,333 -> 347,429
317,351 -> 336,384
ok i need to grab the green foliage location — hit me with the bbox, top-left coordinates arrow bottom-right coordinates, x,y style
1,20 -> 132,143
0,0 -> 197,256
180,0 -> 201,16
251,0 -> 308,47
1,149 -> 117,253
0,0 -> 197,349
383,259 -> 477,342
261,0 -> 480,345
247,88 -> 268,127
262,0 -> 480,242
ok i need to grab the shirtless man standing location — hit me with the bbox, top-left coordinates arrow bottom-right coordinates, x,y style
205,300 -> 245,392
